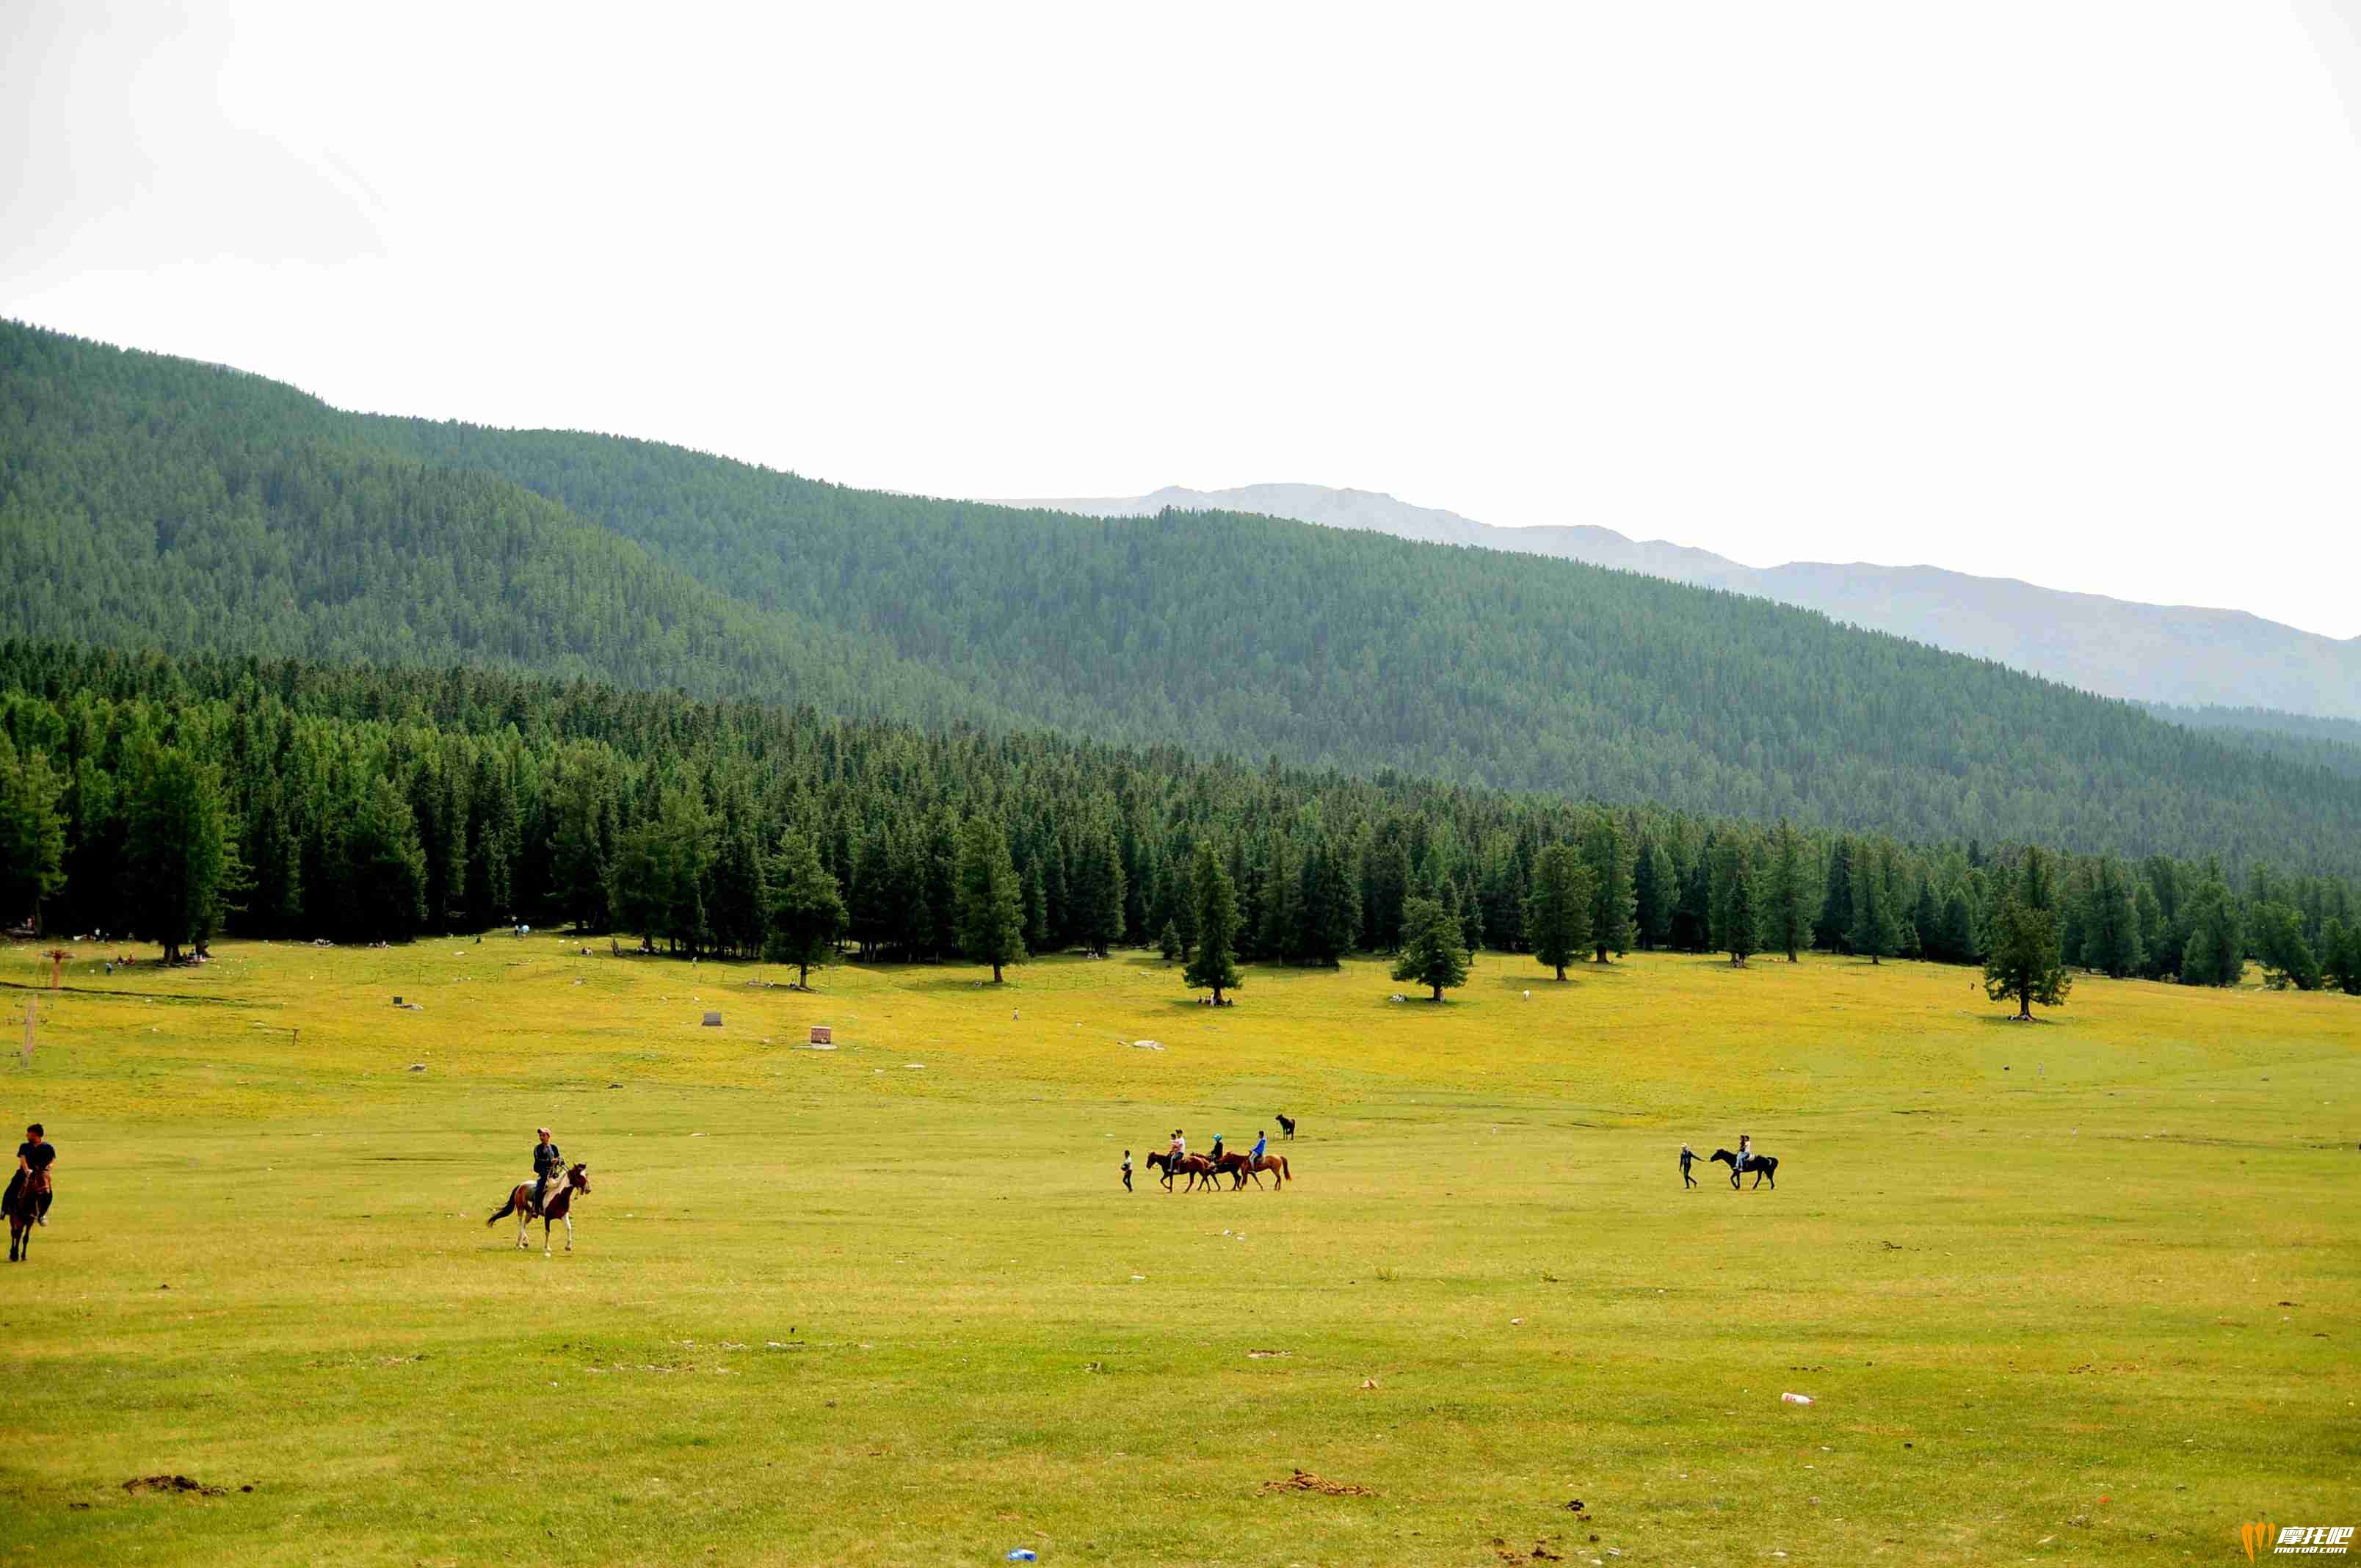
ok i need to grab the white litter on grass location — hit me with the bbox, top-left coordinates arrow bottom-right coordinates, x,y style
1131,1039 -> 1164,1050
1781,1392 -> 1814,1405
905,1063 -> 925,1070
1131,1274 -> 1146,1281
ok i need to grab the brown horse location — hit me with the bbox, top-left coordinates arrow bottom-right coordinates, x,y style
487,1162 -> 590,1254
5,1169 -> 46,1262
1237,1152 -> 1291,1191
1208,1150 -> 1257,1188
1147,1151 -> 1221,1193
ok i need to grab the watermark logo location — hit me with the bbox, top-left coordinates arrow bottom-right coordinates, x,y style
2246,1523 -> 2354,1559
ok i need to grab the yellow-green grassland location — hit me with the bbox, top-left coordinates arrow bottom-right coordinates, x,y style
1,937 -> 2354,1565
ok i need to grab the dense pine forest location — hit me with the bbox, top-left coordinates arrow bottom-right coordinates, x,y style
3,644 -> 2355,998
7,319 -> 2361,878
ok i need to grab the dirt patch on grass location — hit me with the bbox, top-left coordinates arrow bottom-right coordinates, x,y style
123,1475 -> 226,1497
1261,1469 -> 1374,1497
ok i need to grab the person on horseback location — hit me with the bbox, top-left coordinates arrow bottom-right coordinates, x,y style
1252,1129 -> 1266,1163
532,1127 -> 563,1216
1208,1133 -> 1225,1167
1164,1128 -> 1185,1190
1734,1133 -> 1752,1175
7,1124 -> 55,1226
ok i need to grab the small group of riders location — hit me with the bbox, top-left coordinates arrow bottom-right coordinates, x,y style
1128,1126 -> 1274,1191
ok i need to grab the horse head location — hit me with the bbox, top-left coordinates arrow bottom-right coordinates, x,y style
1709,1148 -> 1736,1165
567,1163 -> 591,1192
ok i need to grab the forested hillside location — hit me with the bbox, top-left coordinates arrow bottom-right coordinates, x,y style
6,319 -> 2360,877
4,643 -> 2354,997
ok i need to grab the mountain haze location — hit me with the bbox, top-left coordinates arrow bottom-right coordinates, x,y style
1013,484 -> 2361,720
7,319 -> 2360,877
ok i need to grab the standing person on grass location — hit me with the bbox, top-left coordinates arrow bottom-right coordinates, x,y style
1120,1150 -> 1133,1192
1680,1143 -> 1697,1188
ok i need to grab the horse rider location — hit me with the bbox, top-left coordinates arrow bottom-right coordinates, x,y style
1164,1128 -> 1186,1188
1207,1133 -> 1226,1169
532,1127 -> 564,1216
1252,1128 -> 1267,1165
7,1123 -> 56,1226
1734,1133 -> 1752,1176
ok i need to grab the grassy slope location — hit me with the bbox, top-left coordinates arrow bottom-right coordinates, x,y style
1,940 -> 2354,1566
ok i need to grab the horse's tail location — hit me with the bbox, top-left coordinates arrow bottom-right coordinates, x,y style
1278,1156 -> 1290,1182
487,1190 -> 519,1225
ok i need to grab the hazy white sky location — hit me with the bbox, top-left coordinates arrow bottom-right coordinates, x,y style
7,2 -> 2360,638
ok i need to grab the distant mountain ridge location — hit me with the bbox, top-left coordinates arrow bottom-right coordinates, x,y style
1008,484 -> 2361,720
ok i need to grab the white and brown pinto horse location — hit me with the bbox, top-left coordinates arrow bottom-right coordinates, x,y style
487,1162 -> 590,1254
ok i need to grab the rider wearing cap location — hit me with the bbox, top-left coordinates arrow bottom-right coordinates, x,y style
532,1127 -> 563,1216
7,1124 -> 54,1226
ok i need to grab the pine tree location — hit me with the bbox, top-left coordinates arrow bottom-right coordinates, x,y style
953,815 -> 1027,983
0,733 -> 68,934
706,811 -> 771,958
124,749 -> 237,963
1022,857 -> 1051,954
2083,858 -> 2144,979
1523,842 -> 1593,981
1983,877 -> 2072,1020
2178,879 -> 2244,987
1073,818 -> 1127,957
1158,919 -> 1181,961
1849,842 -> 1901,964
1636,836 -> 1676,951
1182,841 -> 1242,1003
1766,820 -> 1810,961
2251,902 -> 2321,991
1583,813 -> 1636,962
345,774 -> 429,942
1816,838 -> 1856,952
2323,918 -> 2361,995
1299,838 -> 1360,967
766,829 -> 846,987
1393,895 -> 1472,1001
1716,838 -> 1760,966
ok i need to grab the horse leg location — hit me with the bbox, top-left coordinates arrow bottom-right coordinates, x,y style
517,1206 -> 531,1249
563,1213 -> 574,1252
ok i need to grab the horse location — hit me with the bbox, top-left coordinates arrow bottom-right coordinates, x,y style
1238,1152 -> 1291,1191
1147,1151 -> 1220,1193
487,1162 -> 591,1253
5,1169 -> 46,1263
1208,1150 -> 1255,1188
1275,1113 -> 1297,1141
1709,1149 -> 1777,1189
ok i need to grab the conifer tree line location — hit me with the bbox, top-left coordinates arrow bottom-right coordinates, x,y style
1,642 -> 2357,999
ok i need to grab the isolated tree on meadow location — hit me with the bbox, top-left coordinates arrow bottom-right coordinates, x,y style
952,815 -> 1027,983
1393,895 -> 1472,1001
1523,842 -> 1594,981
765,829 -> 846,988
1982,855 -> 2071,1020
1182,841 -> 1242,1003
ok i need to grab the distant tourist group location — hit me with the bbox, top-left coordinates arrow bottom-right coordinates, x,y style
1130,1117 -> 1296,1191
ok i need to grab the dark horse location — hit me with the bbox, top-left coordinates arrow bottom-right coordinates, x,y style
1147,1151 -> 1221,1193
1710,1149 -> 1777,1189
5,1169 -> 46,1262
487,1161 -> 591,1254
1274,1113 -> 1297,1141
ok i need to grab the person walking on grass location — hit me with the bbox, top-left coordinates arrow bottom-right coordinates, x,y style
1680,1143 -> 1697,1188
1121,1150 -> 1133,1192
7,1124 -> 55,1226
532,1127 -> 564,1216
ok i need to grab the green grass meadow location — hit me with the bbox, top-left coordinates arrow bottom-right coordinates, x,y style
1,937 -> 2355,1565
